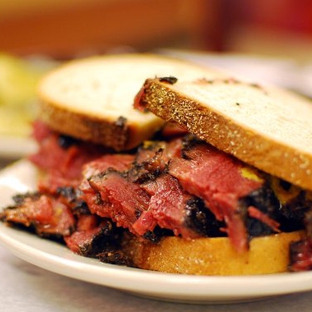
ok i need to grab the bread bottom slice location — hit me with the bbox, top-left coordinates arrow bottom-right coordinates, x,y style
122,231 -> 305,275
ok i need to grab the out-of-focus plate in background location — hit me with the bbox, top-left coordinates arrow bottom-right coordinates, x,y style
0,136 -> 37,159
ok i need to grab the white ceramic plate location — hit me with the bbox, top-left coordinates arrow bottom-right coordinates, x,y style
0,161 -> 312,304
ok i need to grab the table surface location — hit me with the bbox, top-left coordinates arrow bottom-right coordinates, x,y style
0,159 -> 312,311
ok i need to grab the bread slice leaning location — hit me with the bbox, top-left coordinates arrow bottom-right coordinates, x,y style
123,231 -> 305,275
38,54 -> 226,151
137,77 -> 312,191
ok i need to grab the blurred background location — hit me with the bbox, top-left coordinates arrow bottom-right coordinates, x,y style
1,0 -> 312,59
0,0 -> 312,158
0,0 -> 219,58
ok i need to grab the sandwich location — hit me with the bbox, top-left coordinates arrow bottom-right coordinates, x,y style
1,53 -> 312,276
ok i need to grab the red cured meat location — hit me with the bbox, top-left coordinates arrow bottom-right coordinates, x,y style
169,143 -> 263,252
2,193 -> 75,237
83,171 -> 150,233
133,173 -> 200,239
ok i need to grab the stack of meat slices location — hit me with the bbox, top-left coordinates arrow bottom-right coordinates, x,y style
1,121 -> 309,274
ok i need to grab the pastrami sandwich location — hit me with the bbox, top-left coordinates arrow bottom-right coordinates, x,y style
1,53 -> 312,276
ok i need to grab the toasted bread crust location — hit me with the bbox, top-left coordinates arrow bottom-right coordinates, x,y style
138,78 -> 312,191
123,231 -> 305,275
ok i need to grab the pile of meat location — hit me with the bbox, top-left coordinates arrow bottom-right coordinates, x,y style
1,121 -> 312,271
